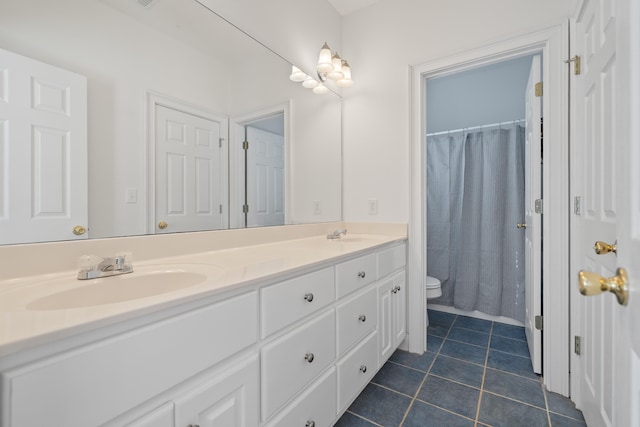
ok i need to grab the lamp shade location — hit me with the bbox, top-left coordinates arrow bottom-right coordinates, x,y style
289,65 -> 307,82
302,76 -> 319,88
317,42 -> 334,73
336,60 -> 353,87
312,83 -> 329,95
327,53 -> 344,80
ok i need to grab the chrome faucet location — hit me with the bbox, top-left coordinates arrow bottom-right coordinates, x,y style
77,253 -> 133,280
327,228 -> 348,239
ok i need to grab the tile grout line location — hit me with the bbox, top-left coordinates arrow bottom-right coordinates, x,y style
397,313 -> 457,426
474,320 -> 494,427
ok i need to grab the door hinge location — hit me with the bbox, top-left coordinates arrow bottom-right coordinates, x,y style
535,315 -> 543,330
565,55 -> 581,75
534,199 -> 543,214
535,82 -> 543,97
242,140 -> 249,150
219,204 -> 223,214
574,196 -> 582,215
574,336 -> 582,355
242,204 -> 249,214
219,137 -> 224,148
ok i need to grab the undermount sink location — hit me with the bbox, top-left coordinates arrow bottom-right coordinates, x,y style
26,264 -> 223,311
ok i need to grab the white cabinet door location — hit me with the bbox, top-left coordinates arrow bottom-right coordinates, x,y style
174,355 -> 259,427
378,271 -> 406,363
391,272 -> 407,348
0,47 -> 87,244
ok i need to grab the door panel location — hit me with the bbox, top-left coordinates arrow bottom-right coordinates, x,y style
572,1 -> 640,426
246,126 -> 284,227
524,54 -> 542,374
0,47 -> 87,244
155,105 -> 226,233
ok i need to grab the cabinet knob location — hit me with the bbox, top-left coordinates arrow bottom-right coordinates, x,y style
396,285 -> 401,292
357,271 -> 366,278
304,293 -> 314,302
306,421 -> 316,427
305,352 -> 315,363
358,314 -> 367,322
360,365 -> 367,373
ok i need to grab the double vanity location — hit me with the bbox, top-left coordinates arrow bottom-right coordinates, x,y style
0,223 -> 407,427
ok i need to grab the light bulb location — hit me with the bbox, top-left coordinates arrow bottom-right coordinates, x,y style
336,60 -> 353,87
302,76 -> 319,88
327,53 -> 344,80
289,65 -> 307,82
313,83 -> 329,95
317,42 -> 334,73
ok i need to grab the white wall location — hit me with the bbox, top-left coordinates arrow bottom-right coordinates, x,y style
197,0 -> 343,78
427,55 -> 533,133
341,0 -> 575,222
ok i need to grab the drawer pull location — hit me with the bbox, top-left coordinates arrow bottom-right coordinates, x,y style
306,421 -> 316,427
357,271 -> 366,278
305,352 -> 315,363
358,314 -> 367,322
360,365 -> 367,373
188,425 -> 200,427
304,293 -> 314,302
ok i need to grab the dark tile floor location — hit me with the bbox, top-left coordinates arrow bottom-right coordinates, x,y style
335,309 -> 586,427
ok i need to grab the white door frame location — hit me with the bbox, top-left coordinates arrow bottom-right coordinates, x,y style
409,24 -> 570,395
146,91 -> 229,234
229,103 -> 290,229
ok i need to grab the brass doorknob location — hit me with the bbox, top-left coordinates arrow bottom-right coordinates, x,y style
594,240 -> 617,255
158,221 -> 168,230
578,267 -> 628,306
73,225 -> 86,235
516,223 -> 527,229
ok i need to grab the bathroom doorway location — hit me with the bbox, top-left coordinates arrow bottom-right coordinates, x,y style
424,55 -> 543,372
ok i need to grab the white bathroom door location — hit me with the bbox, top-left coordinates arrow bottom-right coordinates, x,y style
0,47 -> 88,244
524,54 -> 542,374
572,0 -> 640,426
245,126 -> 284,227
155,105 -> 226,233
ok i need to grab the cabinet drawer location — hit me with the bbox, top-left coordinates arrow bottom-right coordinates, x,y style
337,331 -> 378,412
264,367 -> 336,427
378,243 -> 406,278
261,309 -> 336,420
4,291 -> 258,427
261,267 -> 335,337
335,253 -> 377,298
336,285 -> 377,356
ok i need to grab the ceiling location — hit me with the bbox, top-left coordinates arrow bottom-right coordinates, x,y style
326,0 -> 381,16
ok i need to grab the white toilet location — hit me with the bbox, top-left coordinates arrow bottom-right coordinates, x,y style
426,276 -> 442,299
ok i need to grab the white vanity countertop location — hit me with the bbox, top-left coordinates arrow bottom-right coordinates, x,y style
0,233 -> 406,358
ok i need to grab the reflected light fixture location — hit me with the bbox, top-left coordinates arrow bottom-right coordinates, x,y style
288,42 -> 354,94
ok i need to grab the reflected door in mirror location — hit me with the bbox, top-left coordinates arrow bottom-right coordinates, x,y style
155,105 -> 227,233
0,47 -> 87,244
246,125 -> 284,228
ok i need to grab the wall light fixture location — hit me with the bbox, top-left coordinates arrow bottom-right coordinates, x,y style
289,42 -> 353,94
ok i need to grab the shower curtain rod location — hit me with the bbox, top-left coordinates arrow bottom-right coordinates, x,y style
426,118 -> 526,137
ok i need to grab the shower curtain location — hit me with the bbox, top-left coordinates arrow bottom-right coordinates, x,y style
426,124 -> 525,322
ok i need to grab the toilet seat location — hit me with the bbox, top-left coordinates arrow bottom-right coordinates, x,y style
426,275 -> 442,299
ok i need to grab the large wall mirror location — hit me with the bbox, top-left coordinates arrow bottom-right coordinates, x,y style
0,0 -> 342,245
